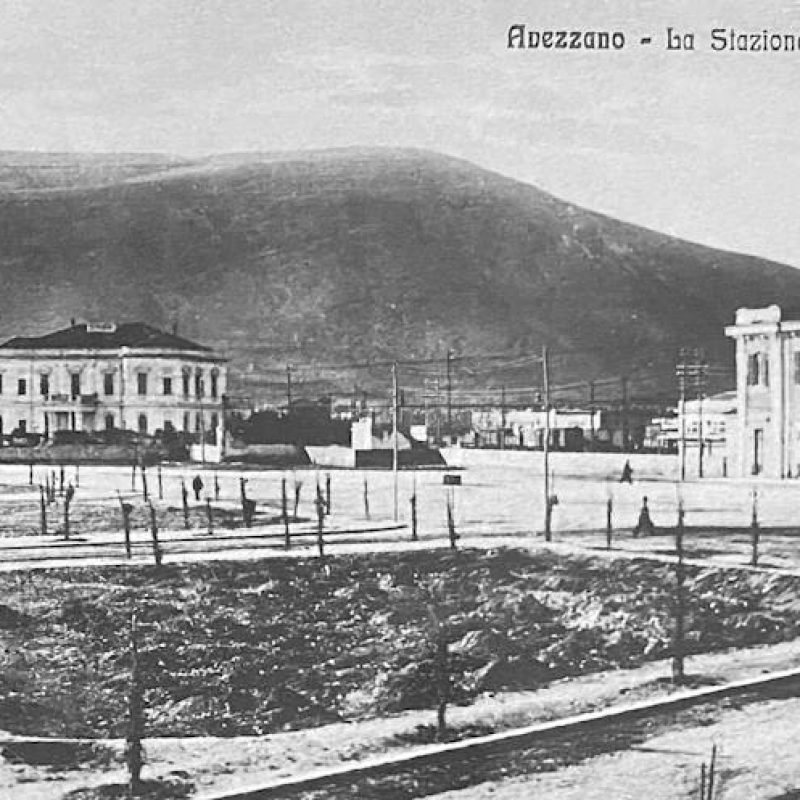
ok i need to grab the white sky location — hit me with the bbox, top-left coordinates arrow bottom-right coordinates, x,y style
0,0 -> 798,265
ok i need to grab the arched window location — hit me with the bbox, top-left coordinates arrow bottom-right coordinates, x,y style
138,414 -> 148,434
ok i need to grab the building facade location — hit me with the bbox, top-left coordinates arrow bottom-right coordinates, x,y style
676,390 -> 737,478
725,305 -> 800,478
0,322 -> 227,443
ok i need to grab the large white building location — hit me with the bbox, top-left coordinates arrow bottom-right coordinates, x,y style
725,305 -> 800,478
0,322 -> 227,443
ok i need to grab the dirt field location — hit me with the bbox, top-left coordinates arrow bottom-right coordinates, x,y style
1,548 -> 799,740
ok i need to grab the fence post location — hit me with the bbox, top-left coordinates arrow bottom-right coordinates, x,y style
181,480 -> 189,529
206,497 -> 214,536
75,463 -> 80,489
293,480 -> 302,520
63,482 -> 75,540
131,461 -> 136,492
315,483 -> 325,557
411,492 -> 418,541
148,502 -> 162,565
118,491 -> 133,558
157,465 -> 163,501
28,461 -> 33,486
363,477 -> 370,520
750,489 -> 760,567
281,478 -> 290,550
606,496 -> 613,550
59,464 -> 65,496
325,473 -> 331,516
672,498 -> 686,684
446,491 -> 458,550
141,464 -> 149,503
39,485 -> 47,536
214,472 -> 220,502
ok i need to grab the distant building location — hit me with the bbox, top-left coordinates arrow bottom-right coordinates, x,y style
725,305 -> 800,478
676,390 -> 737,477
0,322 -> 227,446
471,407 -> 601,450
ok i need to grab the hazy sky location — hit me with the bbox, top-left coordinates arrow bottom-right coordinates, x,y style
0,0 -> 798,265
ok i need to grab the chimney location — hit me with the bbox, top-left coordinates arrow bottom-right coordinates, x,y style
172,320 -> 178,335
70,317 -> 76,327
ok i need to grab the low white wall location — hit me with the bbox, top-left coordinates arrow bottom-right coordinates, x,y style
441,447 -> 679,481
306,445 -> 355,468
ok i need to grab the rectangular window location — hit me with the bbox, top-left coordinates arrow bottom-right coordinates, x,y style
137,373 -> 148,396
210,372 -> 218,399
163,377 -> 172,396
794,352 -> 800,385
183,411 -> 190,432
182,371 -> 190,397
0,374 -> 3,394
747,353 -> 759,386
195,371 -> 203,398
105,413 -> 114,430
70,373 -> 80,398
17,378 -> 26,396
762,353 -> 769,387
39,374 -> 49,397
104,373 -> 115,396
138,413 -> 148,434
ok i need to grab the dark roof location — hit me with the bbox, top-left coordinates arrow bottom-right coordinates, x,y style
0,322 -> 212,353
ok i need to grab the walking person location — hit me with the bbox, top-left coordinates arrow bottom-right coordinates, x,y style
192,474 -> 204,502
620,459 -> 633,484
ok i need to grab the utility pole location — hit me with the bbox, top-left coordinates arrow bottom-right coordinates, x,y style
435,378 -> 441,445
446,348 -> 454,439
542,345 -> 552,541
500,384 -> 506,450
695,355 -> 708,479
677,355 -> 688,481
392,361 -> 399,521
621,375 -> 630,453
676,348 -> 707,480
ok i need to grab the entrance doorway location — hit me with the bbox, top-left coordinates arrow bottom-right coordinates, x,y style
753,428 -> 764,475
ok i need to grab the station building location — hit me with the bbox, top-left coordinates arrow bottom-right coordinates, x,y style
725,305 -> 800,478
0,321 -> 227,443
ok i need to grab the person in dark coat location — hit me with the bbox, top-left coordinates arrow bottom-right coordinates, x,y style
620,460 -> 633,484
633,496 -> 656,537
192,474 -> 204,502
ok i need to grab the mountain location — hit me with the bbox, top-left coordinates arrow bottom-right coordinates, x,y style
0,146 -> 797,406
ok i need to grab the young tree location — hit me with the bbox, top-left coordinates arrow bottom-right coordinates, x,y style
127,612 -> 144,796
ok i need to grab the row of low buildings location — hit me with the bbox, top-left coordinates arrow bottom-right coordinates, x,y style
348,306 -> 800,480
0,305 -> 796,477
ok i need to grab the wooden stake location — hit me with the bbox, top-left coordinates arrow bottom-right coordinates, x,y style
315,482 -> 325,557
750,489 -> 760,567
281,477 -> 290,550
148,502 -> 162,565
39,485 -> 47,536
117,491 -> 133,559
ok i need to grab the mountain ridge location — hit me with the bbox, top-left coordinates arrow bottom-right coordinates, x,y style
0,147 -> 795,404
